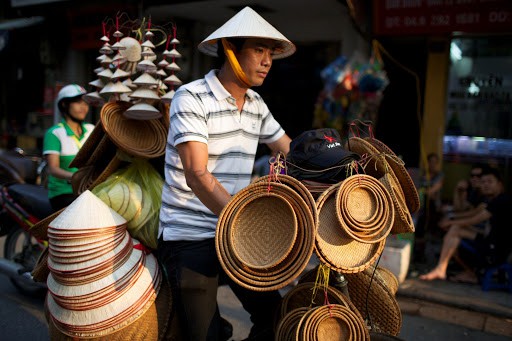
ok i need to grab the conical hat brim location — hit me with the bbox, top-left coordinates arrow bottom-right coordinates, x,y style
198,6 -> 295,59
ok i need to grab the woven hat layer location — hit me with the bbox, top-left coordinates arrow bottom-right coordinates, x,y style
364,137 -> 420,213
315,183 -> 385,273
45,190 -> 162,338
100,102 -> 167,159
47,276 -> 172,341
198,6 -> 296,59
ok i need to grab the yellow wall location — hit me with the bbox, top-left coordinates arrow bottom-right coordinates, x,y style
420,38 -> 450,170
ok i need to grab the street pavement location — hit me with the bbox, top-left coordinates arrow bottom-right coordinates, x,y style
0,274 -> 509,341
0,234 -> 510,340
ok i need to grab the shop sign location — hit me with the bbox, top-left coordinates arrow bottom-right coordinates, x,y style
445,38 -> 512,140
373,0 -> 512,35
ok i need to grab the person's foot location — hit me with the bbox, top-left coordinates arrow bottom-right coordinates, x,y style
419,268 -> 446,281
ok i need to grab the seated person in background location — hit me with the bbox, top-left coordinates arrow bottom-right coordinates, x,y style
444,164 -> 487,218
450,179 -> 473,213
420,167 -> 511,282
467,163 -> 486,208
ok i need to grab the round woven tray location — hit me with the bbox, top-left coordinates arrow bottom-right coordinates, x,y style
255,174 -> 318,228
295,304 -> 369,340
279,282 -> 359,321
229,192 -> 298,269
100,102 -> 167,159
216,180 -> 316,291
364,137 -> 420,213
344,266 -> 402,336
315,183 -> 385,273
346,137 -> 387,179
335,174 -> 394,244
379,172 -> 415,234
376,266 -> 399,295
275,307 -> 309,341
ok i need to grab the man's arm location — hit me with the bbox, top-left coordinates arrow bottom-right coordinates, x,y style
177,141 -> 232,216
267,134 -> 291,156
439,206 -> 491,230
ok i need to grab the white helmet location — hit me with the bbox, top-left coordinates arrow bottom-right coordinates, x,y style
53,84 -> 87,124
56,84 -> 86,110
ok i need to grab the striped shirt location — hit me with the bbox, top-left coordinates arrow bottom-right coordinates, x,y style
159,69 -> 285,241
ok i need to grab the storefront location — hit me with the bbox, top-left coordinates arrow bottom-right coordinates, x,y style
372,0 -> 512,196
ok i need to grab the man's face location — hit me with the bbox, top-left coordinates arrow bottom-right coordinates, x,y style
480,174 -> 502,198
469,167 -> 483,188
236,38 -> 280,87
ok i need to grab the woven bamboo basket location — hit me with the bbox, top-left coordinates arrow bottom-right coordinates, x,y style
315,183 -> 385,274
364,137 -> 420,213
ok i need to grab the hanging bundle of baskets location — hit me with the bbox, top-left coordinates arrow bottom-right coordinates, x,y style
215,174 -> 318,291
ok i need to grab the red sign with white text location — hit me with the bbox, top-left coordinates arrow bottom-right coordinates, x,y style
373,0 -> 512,36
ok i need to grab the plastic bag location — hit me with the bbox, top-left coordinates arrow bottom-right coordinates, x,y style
92,157 -> 163,250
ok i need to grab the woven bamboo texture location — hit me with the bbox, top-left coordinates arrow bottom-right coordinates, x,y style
100,102 -> 167,159
335,174 -> 394,244
344,267 -> 402,336
294,304 -> 370,340
315,183 -> 385,273
364,137 -> 420,213
379,172 -> 415,234
216,179 -> 316,291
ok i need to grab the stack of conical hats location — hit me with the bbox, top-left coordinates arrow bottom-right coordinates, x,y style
83,15 -> 182,120
45,190 -> 161,338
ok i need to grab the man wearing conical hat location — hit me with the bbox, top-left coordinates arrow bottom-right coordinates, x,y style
158,6 -> 295,341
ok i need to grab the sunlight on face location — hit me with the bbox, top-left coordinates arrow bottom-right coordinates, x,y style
237,38 -> 284,86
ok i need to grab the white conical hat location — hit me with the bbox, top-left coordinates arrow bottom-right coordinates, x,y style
198,6 -> 295,60
49,190 -> 126,231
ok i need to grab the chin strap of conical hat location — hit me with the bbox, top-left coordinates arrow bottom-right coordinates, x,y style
221,38 -> 252,88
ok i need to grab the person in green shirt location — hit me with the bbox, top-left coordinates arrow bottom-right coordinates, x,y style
43,84 -> 95,211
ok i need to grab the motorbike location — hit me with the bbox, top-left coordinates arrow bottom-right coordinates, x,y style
0,147 -> 49,296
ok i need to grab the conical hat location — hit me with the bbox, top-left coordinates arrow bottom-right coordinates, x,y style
49,190 -> 126,232
198,6 -> 296,59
